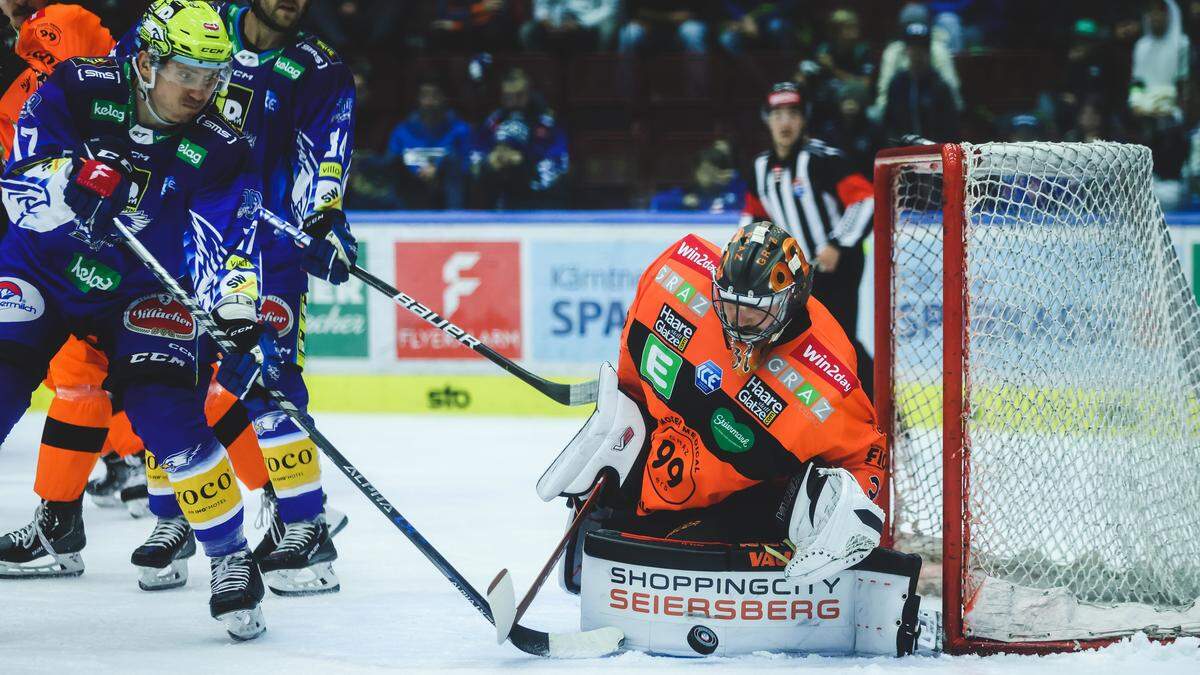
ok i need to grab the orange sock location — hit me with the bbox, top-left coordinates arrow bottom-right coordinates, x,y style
206,381 -> 268,491
103,410 -> 144,459
34,339 -> 113,502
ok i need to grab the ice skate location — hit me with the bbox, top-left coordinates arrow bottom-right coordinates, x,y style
86,451 -> 144,508
131,516 -> 196,591
209,549 -> 266,641
0,499 -> 85,578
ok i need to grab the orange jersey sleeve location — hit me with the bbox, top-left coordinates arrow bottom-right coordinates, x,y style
17,5 -> 116,76
0,5 -> 115,160
618,234 -> 886,515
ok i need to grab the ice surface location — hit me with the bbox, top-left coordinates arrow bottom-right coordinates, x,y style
0,413 -> 1195,673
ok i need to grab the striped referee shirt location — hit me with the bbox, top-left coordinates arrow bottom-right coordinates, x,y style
741,139 -> 875,262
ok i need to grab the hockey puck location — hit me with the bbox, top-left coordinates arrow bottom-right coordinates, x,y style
686,625 -> 718,655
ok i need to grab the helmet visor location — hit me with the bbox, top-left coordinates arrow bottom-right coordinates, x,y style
156,57 -> 231,95
712,279 -> 795,344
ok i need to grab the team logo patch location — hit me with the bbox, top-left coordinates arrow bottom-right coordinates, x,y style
645,416 -> 700,506
123,293 -> 196,339
639,334 -> 682,400
653,303 -> 695,353
261,295 -> 294,338
694,359 -> 723,395
790,336 -> 859,397
652,264 -> 711,318
668,234 -> 720,277
0,277 -> 45,322
735,375 -> 788,428
763,356 -> 835,422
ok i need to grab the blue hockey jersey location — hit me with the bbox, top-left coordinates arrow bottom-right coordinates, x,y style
0,56 -> 261,314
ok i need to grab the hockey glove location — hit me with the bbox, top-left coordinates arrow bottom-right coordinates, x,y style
776,464 -> 885,584
63,136 -> 134,247
214,297 -> 282,399
300,209 -> 357,284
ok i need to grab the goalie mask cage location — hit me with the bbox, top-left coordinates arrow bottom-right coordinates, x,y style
873,142 -> 1200,654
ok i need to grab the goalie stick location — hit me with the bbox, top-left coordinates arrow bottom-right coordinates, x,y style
256,208 -> 599,407
488,473 -> 611,646
113,217 -> 620,658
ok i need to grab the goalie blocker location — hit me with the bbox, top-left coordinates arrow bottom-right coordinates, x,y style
581,529 -> 924,657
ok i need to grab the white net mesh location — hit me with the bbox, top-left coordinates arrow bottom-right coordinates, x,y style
886,142 -> 1200,643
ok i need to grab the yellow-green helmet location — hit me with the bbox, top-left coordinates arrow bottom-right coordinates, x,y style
138,0 -> 233,68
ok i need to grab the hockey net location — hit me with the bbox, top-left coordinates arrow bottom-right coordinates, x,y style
874,142 -> 1200,652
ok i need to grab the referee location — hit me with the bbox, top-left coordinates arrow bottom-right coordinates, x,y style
742,82 -> 875,396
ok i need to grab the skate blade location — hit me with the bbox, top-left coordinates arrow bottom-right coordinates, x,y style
217,607 -> 267,641
125,499 -> 151,519
265,562 -> 340,597
136,559 -> 189,591
88,493 -> 123,508
326,508 -> 349,538
0,553 -> 84,579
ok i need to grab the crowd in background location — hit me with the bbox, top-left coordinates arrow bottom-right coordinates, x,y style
7,1 -> 1200,210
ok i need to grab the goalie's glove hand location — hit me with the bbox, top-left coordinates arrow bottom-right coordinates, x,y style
776,464 -> 885,584
300,209 -> 357,284
64,136 -> 134,245
214,298 -> 282,399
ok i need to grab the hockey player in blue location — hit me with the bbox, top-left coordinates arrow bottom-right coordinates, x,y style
118,0 -> 358,597
0,1 -> 270,640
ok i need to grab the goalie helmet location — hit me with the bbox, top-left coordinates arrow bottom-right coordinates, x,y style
712,222 -> 814,373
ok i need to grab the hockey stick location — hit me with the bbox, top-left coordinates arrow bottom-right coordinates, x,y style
113,217 -> 620,658
488,473 -> 610,645
256,208 -> 599,407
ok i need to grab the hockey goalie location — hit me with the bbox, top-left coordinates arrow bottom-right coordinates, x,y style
537,222 -> 931,657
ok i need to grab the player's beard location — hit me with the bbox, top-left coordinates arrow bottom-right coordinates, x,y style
250,0 -> 306,36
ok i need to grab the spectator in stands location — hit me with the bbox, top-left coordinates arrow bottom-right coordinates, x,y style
1006,114 -> 1044,142
715,1 -> 799,54
813,80 -> 879,176
427,0 -> 521,52
871,6 -> 962,121
814,9 -> 874,92
305,0 -> 407,53
386,77 -> 472,209
1128,0 -> 1191,209
1130,0 -> 1190,121
1063,98 -> 1121,143
617,0 -> 711,54
1049,19 -> 1120,132
471,67 -> 569,209
881,23 -> 960,143
650,143 -> 745,213
519,0 -> 620,52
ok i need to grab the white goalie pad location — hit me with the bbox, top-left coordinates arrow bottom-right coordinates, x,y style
784,466 -> 885,585
579,529 -> 923,657
537,363 -> 645,500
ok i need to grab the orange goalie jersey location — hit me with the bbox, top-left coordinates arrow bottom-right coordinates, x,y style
616,234 -> 887,515
0,4 -> 115,160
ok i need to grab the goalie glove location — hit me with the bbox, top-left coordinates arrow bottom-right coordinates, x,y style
537,362 -> 646,499
777,463 -> 884,584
